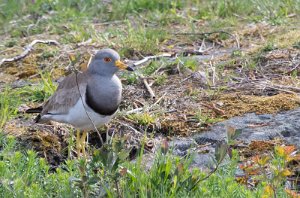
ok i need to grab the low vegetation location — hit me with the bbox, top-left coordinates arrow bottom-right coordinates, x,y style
0,134 -> 297,198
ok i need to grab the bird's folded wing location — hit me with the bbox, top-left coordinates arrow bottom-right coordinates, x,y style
41,72 -> 88,116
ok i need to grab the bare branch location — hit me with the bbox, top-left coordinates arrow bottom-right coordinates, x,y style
131,53 -> 172,67
0,40 -> 60,66
142,77 -> 155,99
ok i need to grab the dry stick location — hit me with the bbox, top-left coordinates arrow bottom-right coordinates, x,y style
285,63 -> 300,74
256,81 -> 300,94
209,55 -> 216,87
0,40 -> 59,66
152,93 -> 166,106
132,54 -> 172,67
76,38 -> 92,47
198,38 -> 206,52
234,33 -> 240,49
142,77 -> 156,99
116,121 -> 142,135
126,107 -> 143,115
125,93 -> 166,115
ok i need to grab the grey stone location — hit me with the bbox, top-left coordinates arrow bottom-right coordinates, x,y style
168,108 -> 300,170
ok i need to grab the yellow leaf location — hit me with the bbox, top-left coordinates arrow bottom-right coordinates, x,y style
262,185 -> 274,198
275,146 -> 285,157
256,155 -> 271,166
281,169 -> 292,177
68,53 -> 76,62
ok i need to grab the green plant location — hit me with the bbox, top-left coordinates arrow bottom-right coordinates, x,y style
193,111 -> 223,127
122,72 -> 139,85
23,72 -> 57,102
0,134 -> 294,197
292,41 -> 300,49
119,22 -> 168,57
154,74 -> 167,85
261,42 -> 277,52
0,88 -> 20,128
127,112 -> 156,126
181,58 -> 198,72
142,61 -> 162,76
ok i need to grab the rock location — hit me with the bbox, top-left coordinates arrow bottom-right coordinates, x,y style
195,108 -> 300,146
168,108 -> 300,170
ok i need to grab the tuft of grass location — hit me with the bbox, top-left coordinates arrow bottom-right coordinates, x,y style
154,74 -> 168,86
0,88 -> 21,128
122,72 -> 139,85
142,60 -> 164,76
22,72 -> 57,103
193,111 -> 223,126
0,72 -> 56,129
261,42 -> 277,53
119,23 -> 169,57
127,112 -> 156,126
182,58 -> 198,72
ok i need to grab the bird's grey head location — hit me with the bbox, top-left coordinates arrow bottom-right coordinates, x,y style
88,48 -> 133,76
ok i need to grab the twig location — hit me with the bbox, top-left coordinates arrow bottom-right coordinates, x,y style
126,108 -> 143,114
174,30 -> 239,49
142,77 -> 155,99
198,38 -> 206,53
0,40 -> 59,66
173,30 -> 233,37
152,93 -> 166,106
132,53 -> 172,67
285,63 -> 300,74
124,93 -> 166,115
256,81 -> 300,94
76,38 -> 92,47
201,103 -> 225,116
116,121 -> 142,135
209,55 -> 217,87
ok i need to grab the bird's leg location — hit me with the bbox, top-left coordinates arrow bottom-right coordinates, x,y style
80,130 -> 88,157
76,129 -> 82,157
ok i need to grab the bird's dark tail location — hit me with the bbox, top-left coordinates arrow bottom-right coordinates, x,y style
25,106 -> 43,113
25,107 -> 43,123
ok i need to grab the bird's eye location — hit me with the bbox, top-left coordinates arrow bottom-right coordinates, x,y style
104,57 -> 112,62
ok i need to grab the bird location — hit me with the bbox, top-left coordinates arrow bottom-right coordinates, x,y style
26,48 -> 134,156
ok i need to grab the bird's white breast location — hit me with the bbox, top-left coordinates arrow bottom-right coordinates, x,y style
66,97 -> 115,130
43,95 -> 115,130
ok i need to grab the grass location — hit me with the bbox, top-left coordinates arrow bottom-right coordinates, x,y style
127,112 -> 157,126
193,111 -> 223,126
0,72 -> 56,127
0,134 -> 294,198
0,88 -> 20,128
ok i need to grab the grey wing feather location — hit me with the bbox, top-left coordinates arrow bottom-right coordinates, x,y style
40,72 -> 88,116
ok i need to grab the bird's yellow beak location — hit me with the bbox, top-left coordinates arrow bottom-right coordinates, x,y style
115,60 -> 134,71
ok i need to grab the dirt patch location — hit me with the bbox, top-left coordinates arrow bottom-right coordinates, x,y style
4,119 -> 70,169
215,93 -> 300,118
